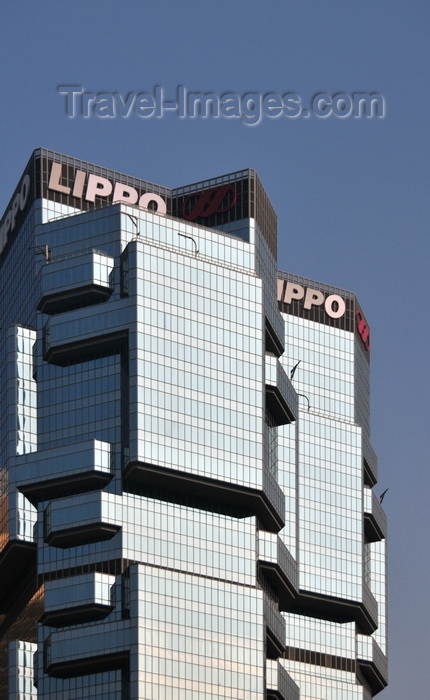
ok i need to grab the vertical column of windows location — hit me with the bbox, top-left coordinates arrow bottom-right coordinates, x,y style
367,539 -> 388,655
8,640 -> 38,700
12,327 -> 38,543
265,408 -> 278,478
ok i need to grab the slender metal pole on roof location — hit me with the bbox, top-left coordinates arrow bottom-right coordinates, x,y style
178,232 -> 199,256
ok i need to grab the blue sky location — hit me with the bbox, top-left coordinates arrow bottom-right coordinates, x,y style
1,2 -> 429,697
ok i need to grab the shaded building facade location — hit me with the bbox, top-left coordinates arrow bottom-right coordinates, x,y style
277,273 -> 387,698
0,150 -> 387,698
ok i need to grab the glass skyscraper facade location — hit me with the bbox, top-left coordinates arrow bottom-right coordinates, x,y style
0,150 -> 387,699
277,274 -> 387,699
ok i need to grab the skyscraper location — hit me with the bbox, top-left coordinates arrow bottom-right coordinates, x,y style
0,150 -> 387,699
277,273 -> 387,698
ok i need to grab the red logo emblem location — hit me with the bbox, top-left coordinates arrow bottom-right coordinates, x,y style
182,184 -> 237,221
356,310 -> 370,351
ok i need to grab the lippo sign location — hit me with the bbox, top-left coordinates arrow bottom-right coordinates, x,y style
278,277 -> 370,352
277,279 -> 346,318
48,162 -> 167,213
0,173 -> 31,256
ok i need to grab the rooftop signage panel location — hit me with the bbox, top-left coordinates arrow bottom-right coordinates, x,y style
171,168 -> 277,256
0,149 -> 277,262
278,272 -> 370,355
